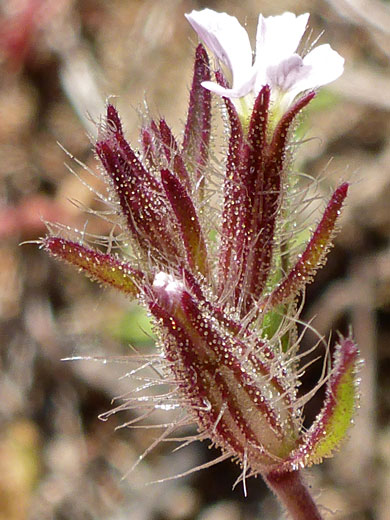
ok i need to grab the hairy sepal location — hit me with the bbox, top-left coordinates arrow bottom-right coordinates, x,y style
218,86 -> 270,309
218,89 -> 316,315
155,119 -> 192,192
217,92 -> 244,295
151,273 -> 299,471
182,44 -> 211,192
96,105 -> 180,263
42,236 -> 143,296
161,169 -> 209,278
244,91 -> 316,309
140,120 -> 157,167
237,85 -> 273,309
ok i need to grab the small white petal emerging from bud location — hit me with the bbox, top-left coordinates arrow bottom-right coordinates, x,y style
153,272 -> 185,308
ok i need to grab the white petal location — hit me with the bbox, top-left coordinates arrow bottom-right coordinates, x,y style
255,12 -> 309,65
153,272 -> 175,288
185,9 -> 253,89
290,44 -> 345,94
265,54 -> 310,92
201,78 -> 255,99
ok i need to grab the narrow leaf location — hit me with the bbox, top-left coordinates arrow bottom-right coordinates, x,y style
265,183 -> 349,309
278,337 -> 360,472
43,236 -> 143,297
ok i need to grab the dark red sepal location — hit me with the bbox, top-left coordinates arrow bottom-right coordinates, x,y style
161,168 -> 209,278
182,44 -> 211,192
265,183 -> 349,308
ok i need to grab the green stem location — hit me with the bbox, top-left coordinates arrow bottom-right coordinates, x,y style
264,470 -> 324,520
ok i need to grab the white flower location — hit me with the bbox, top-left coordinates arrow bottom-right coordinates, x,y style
185,9 -> 256,99
185,9 -> 344,110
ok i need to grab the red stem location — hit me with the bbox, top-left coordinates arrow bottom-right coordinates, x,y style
264,470 -> 324,520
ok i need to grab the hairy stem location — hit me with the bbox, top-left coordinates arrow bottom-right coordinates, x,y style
264,470 -> 324,520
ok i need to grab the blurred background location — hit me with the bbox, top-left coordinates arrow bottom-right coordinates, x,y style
1,0 -> 390,518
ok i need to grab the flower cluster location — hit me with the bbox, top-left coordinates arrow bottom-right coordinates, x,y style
42,8 -> 360,517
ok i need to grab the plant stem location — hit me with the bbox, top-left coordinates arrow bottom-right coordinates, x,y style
265,469 -> 324,520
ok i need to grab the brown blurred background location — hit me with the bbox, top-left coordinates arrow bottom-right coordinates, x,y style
1,0 -> 390,519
